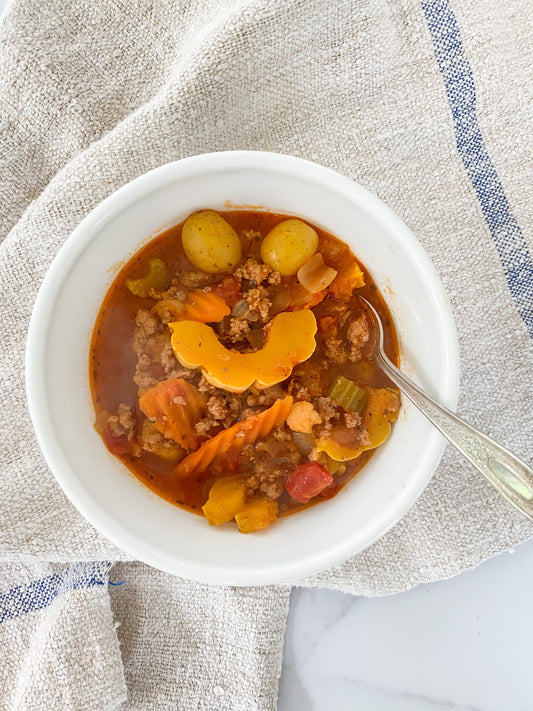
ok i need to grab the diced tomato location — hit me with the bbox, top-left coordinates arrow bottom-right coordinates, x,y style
211,276 -> 242,309
102,427 -> 134,456
285,462 -> 334,503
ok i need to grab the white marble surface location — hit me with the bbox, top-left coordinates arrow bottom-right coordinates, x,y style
279,538 -> 533,710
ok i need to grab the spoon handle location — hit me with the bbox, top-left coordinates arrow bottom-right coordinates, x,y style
374,350 -> 533,520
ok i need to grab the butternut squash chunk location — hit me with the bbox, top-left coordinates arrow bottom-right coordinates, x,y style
202,477 -> 248,526
235,496 -> 279,533
318,234 -> 365,300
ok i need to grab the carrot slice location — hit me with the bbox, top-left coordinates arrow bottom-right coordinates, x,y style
138,378 -> 206,450
175,396 -> 293,478
152,290 -> 230,324
181,290 -> 230,322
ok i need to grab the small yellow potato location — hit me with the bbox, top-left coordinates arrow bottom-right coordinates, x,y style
260,219 -> 318,275
182,211 -> 242,273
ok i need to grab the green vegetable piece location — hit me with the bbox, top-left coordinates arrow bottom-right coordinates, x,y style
125,258 -> 169,298
329,375 -> 368,413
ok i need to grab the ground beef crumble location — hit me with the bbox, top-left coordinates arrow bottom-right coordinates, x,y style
313,396 -> 341,438
149,281 -> 187,301
226,316 -> 250,344
179,270 -> 213,288
206,393 -> 229,420
324,335 -> 348,364
347,314 -> 369,362
198,376 -> 216,393
244,285 -> 271,323
132,309 -> 195,391
235,257 -> 271,285
245,428 -> 302,499
108,403 -> 136,438
134,309 -> 159,339
139,419 -> 184,459
315,396 -> 340,423
288,360 -> 322,398
195,417 -> 217,437
344,410 -> 362,429
235,257 -> 281,286
195,382 -> 245,429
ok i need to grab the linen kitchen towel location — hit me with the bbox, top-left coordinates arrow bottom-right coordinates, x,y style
0,561 -> 289,711
1,0 -> 531,708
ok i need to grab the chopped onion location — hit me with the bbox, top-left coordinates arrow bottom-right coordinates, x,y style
232,298 -> 250,317
266,456 -> 297,472
216,315 -> 231,336
297,253 -> 337,293
246,327 -> 266,350
232,297 -> 259,322
292,431 -> 315,456
269,286 -> 291,315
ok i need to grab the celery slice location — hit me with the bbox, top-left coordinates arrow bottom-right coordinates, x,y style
329,375 -> 367,413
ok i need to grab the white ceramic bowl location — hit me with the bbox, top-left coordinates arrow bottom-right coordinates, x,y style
26,151 -> 459,585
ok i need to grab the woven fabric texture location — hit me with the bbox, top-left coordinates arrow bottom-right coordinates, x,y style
0,0 -> 531,707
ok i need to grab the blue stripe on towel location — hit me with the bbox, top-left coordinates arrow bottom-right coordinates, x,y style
421,0 -> 533,338
0,562 -> 111,624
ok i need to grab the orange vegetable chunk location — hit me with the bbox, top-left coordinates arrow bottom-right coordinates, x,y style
318,234 -> 365,300
287,282 -> 326,311
329,261 -> 365,300
235,496 -> 279,533
181,290 -> 230,322
138,377 -> 206,450
202,477 -> 248,526
169,311 -> 317,393
152,290 -> 230,324
175,396 -> 293,478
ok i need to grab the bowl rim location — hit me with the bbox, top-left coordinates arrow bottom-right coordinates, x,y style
25,150 -> 460,584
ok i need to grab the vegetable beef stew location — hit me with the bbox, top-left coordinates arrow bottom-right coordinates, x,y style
90,210 -> 400,533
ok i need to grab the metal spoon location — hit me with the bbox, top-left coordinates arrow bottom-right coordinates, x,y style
360,297 -> 533,521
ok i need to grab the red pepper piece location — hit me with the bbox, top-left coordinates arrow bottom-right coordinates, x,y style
285,462 -> 334,503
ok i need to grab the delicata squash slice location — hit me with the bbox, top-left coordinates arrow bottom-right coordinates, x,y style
168,310 -> 317,393
90,209 -> 401,534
